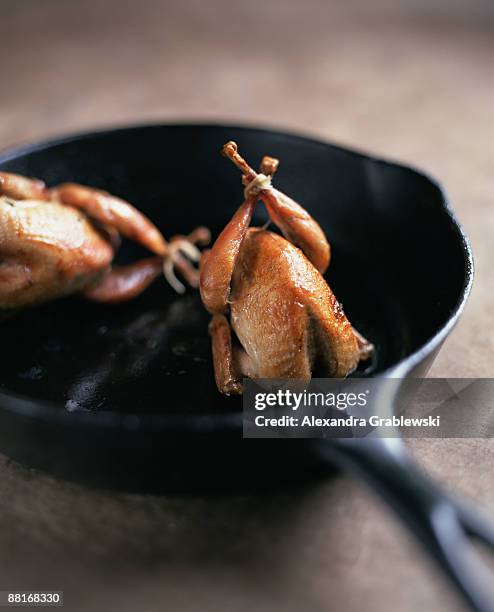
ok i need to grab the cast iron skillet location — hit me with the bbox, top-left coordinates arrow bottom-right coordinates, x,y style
0,124 -> 491,611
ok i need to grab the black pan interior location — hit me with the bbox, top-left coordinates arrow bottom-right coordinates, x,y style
0,124 -> 469,417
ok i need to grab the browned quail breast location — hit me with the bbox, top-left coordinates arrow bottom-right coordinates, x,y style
0,197 -> 113,309
230,228 -> 361,379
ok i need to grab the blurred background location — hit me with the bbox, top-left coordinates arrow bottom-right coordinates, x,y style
0,0 -> 493,610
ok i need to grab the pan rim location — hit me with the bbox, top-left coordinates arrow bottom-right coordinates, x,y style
0,121 -> 474,432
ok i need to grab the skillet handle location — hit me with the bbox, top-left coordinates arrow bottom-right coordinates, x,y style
316,438 -> 494,612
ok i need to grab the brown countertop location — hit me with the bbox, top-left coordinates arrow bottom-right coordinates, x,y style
1,1 -> 493,610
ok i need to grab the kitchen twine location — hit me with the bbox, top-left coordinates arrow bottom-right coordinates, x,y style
244,174 -> 272,200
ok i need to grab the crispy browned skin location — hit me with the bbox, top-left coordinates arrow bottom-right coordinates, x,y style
51,183 -> 169,256
0,172 -> 209,309
231,228 -> 360,378
200,198 -> 256,315
0,198 -> 117,308
200,142 -> 372,394
0,172 -> 48,200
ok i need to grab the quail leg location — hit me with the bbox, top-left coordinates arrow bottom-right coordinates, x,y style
82,257 -> 164,303
200,198 -> 257,314
200,154 -> 278,314
208,313 -> 255,395
222,141 -> 331,274
52,183 -> 209,293
51,183 -> 169,256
